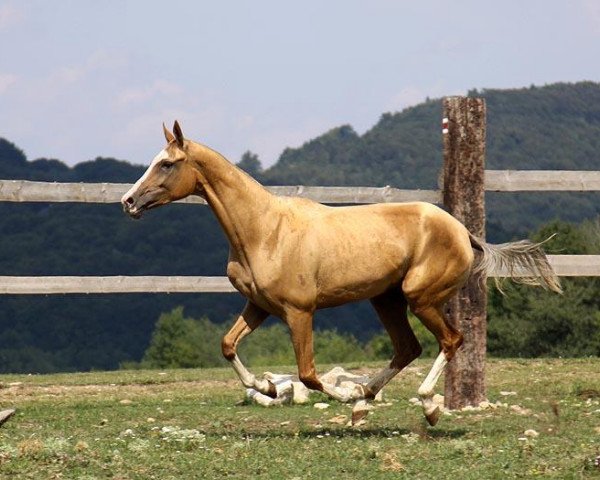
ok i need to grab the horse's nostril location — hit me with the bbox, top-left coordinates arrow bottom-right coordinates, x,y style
125,197 -> 134,206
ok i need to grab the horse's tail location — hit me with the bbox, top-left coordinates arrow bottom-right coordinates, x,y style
469,233 -> 562,294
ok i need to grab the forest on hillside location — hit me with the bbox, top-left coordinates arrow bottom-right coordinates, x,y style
1,81 -> 600,373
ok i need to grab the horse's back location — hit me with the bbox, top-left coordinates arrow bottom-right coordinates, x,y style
301,202 -> 470,305
281,199 -> 472,269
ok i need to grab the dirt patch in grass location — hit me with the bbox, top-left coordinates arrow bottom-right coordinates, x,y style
577,388 -> 600,399
0,378 -> 241,404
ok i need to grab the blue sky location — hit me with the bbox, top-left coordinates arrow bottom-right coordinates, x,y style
1,1 -> 599,167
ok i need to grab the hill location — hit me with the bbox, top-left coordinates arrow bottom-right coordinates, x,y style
1,81 -> 600,372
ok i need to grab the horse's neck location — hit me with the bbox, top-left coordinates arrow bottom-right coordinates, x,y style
190,142 -> 274,258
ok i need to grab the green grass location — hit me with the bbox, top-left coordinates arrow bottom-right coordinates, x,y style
1,359 -> 599,479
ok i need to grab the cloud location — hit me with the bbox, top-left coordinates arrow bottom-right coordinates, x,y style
0,49 -> 135,163
0,73 -> 18,94
234,114 -> 255,130
387,84 -> 465,113
388,86 -> 429,111
115,80 -> 184,106
9,49 -> 130,108
582,0 -> 600,34
0,4 -> 24,31
111,103 -> 228,156
50,50 -> 128,86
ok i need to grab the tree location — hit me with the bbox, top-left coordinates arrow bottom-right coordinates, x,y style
237,151 -> 263,180
141,307 -> 226,368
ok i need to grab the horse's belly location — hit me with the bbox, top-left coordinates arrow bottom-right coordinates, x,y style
315,259 -> 407,308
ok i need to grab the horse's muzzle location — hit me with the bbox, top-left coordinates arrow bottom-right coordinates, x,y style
123,205 -> 143,219
122,196 -> 144,219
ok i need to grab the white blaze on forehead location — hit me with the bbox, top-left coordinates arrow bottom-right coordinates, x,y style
121,149 -> 169,203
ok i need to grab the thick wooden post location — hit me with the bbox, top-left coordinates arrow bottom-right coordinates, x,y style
442,96 -> 487,409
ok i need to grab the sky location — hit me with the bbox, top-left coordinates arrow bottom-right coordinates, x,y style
1,1 -> 599,168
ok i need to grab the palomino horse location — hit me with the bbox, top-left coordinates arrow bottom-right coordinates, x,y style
122,121 -> 561,425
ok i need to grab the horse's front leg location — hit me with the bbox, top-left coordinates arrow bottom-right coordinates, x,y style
285,308 -> 365,403
221,301 -> 277,398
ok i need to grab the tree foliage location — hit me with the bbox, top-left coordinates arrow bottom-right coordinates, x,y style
236,151 -> 263,180
140,307 -> 227,369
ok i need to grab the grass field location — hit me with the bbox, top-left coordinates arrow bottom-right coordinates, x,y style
1,358 -> 599,479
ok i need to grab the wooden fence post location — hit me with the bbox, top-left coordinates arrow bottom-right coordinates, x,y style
442,96 -> 487,409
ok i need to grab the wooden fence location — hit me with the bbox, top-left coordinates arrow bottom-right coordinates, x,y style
1,171 -> 600,294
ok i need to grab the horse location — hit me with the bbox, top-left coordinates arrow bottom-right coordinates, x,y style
121,121 -> 561,426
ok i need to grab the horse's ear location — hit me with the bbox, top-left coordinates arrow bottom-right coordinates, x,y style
163,123 -> 175,143
173,120 -> 184,148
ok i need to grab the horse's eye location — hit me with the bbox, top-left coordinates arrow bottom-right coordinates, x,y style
161,161 -> 174,172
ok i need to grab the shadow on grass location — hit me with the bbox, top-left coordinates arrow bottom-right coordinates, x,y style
205,426 -> 468,441
299,427 -> 468,440
298,427 -> 413,439
422,428 -> 469,440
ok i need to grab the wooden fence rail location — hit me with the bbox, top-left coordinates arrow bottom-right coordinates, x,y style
0,180 -> 441,204
1,255 -> 599,294
0,276 -> 237,294
484,170 -> 600,191
1,171 -> 600,206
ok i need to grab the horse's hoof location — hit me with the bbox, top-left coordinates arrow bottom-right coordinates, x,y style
425,406 -> 441,426
265,380 -> 278,399
351,400 -> 373,425
352,383 -> 368,401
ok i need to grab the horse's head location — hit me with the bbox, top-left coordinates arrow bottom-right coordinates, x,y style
121,121 -> 199,219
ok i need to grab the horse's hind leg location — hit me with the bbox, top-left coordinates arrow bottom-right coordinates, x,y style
344,290 -> 423,424
404,271 -> 466,426
364,289 -> 422,399
221,301 -> 277,398
410,302 -> 464,425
